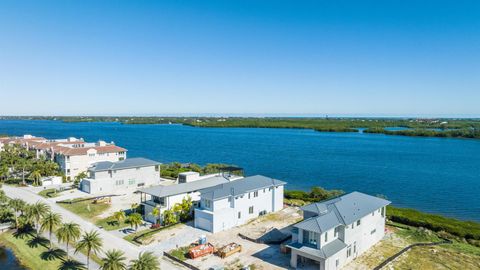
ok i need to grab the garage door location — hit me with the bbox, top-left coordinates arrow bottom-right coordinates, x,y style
195,217 -> 212,232
82,182 -> 90,193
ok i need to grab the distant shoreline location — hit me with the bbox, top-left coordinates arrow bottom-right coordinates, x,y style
1,116 -> 480,140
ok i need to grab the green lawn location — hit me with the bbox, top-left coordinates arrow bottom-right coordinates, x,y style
59,198 -> 110,221
168,246 -> 190,261
0,231 -> 62,270
95,216 -> 130,231
38,188 -> 59,198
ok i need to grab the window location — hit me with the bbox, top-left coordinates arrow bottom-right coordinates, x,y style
347,245 -> 352,257
381,207 -> 385,217
249,206 -> 254,214
128,179 -> 135,185
336,259 -> 339,268
89,153 -> 95,157
308,231 -> 318,245
352,223 -> 354,229
238,212 -> 241,219
155,165 -> 159,172
115,179 -> 124,186
354,242 -> 357,253
228,197 -> 232,202
254,191 -> 258,197
248,193 -> 251,199
324,232 -> 328,242
204,199 -> 212,209
357,219 -> 361,226
372,212 -> 375,216
371,229 -> 376,235
334,227 -> 339,237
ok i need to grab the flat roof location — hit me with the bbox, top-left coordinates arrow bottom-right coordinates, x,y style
139,175 -> 235,198
90,157 -> 160,172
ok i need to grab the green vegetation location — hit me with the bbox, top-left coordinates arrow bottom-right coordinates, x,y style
4,116 -> 480,139
38,188 -> 60,198
129,251 -> 160,270
160,162 -> 243,179
365,127 -> 480,139
0,144 -> 62,186
284,186 -> 344,203
168,245 -> 190,261
387,206 -> 480,241
0,230 -> 62,270
59,198 -> 111,221
95,216 -> 129,231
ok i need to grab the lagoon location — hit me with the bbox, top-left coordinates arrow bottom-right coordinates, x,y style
0,120 -> 479,222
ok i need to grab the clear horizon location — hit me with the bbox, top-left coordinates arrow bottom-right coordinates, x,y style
1,1 -> 479,116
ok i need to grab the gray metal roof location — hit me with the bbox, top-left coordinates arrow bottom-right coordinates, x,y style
199,175 -> 286,200
296,192 -> 390,233
287,239 -> 347,259
89,157 -> 160,172
139,175 -> 232,198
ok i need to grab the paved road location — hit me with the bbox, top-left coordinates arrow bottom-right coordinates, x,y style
2,185 -> 184,270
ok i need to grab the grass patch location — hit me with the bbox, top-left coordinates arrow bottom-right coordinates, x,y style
284,198 -> 308,206
168,246 -> 190,261
95,216 -> 129,231
38,188 -> 59,198
124,223 -> 181,244
0,230 -> 62,270
59,198 -> 110,221
387,206 -> 480,240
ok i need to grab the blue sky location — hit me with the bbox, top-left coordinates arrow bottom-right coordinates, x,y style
0,0 -> 479,117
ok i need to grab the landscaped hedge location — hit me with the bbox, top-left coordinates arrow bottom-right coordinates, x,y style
387,206 -> 480,240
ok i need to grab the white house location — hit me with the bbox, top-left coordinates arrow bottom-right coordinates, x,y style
287,192 -> 390,270
194,175 -> 286,233
139,172 -> 243,224
80,157 -> 161,195
52,141 -> 127,180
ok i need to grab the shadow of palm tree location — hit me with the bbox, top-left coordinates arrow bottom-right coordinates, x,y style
27,235 -> 50,248
12,227 -> 35,239
58,259 -> 86,270
41,248 -> 67,261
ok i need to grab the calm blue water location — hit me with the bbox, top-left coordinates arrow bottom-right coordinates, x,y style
0,246 -> 25,270
1,120 -> 479,222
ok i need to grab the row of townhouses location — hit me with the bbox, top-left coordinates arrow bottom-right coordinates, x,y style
0,134 -> 126,180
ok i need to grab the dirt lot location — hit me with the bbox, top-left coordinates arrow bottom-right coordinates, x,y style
177,207 -> 302,270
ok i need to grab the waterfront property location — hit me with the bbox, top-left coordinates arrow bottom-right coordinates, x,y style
0,134 -> 127,180
80,157 -> 161,195
287,192 -> 390,270
139,172 -> 243,224
194,175 -> 285,233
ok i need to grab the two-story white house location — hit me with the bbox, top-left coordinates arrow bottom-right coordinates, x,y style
139,172 -> 243,224
194,175 -> 286,233
80,157 -> 161,195
287,192 -> 390,270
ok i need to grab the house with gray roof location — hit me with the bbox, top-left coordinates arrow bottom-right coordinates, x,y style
194,175 -> 286,233
287,192 -> 390,270
80,157 -> 161,195
139,172 -> 243,224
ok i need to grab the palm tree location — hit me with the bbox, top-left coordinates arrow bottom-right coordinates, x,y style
8,198 -> 26,229
100,249 -> 127,270
29,169 -> 42,186
128,252 -> 159,270
131,203 -> 138,213
112,210 -> 126,225
149,207 -> 160,225
40,211 -> 62,249
56,222 -> 81,259
0,164 -> 10,182
75,230 -> 103,269
127,213 -> 143,232
28,201 -> 51,234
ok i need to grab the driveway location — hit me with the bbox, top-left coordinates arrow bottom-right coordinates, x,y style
2,185 -> 185,269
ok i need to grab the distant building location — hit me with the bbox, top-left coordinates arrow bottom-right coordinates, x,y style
139,172 -> 243,224
80,157 -> 161,195
287,192 -> 390,270
194,175 -> 285,233
0,134 -> 127,181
